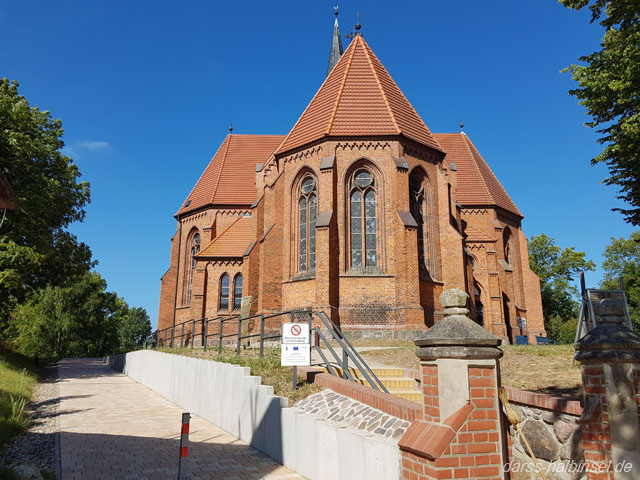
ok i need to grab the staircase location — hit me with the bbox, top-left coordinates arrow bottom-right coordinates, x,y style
321,365 -> 421,402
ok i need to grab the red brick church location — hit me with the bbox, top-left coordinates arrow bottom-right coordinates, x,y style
158,18 -> 545,343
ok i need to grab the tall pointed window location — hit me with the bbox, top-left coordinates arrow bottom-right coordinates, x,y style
409,173 -> 427,273
219,274 -> 229,311
233,274 -> 243,310
349,169 -> 377,268
186,232 -> 200,303
298,175 -> 317,272
409,169 -> 437,278
503,228 -> 512,265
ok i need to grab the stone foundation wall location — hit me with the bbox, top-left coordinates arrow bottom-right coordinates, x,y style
508,403 -> 584,479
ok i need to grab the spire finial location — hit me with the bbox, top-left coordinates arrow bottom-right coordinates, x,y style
459,116 -> 465,134
229,122 -> 233,133
327,5 -> 344,76
346,12 -> 363,40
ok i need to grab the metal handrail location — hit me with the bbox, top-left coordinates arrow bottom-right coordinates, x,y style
153,308 -> 388,394
313,311 -> 388,393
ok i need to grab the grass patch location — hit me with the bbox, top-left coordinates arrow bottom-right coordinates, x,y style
0,345 -> 38,446
157,347 -> 323,403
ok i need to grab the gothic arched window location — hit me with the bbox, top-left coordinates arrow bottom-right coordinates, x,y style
297,175 -> 317,272
409,172 -> 427,273
349,169 -> 377,268
233,274 -> 243,310
219,273 -> 230,311
409,169 -> 437,277
503,228 -> 512,265
186,232 -> 200,304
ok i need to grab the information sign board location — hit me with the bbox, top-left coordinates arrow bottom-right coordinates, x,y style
281,323 -> 310,366
282,323 -> 310,344
281,344 -> 311,366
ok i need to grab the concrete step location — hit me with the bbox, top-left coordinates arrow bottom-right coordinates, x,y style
318,366 -> 421,402
347,377 -> 416,390
322,366 -> 408,379
392,391 -> 422,402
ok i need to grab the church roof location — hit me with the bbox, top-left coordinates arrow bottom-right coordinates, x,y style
197,216 -> 253,258
177,134 -> 284,217
275,35 -> 443,156
434,133 -> 522,217
463,224 -> 496,243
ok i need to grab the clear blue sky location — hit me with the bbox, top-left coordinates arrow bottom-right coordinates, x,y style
1,1 -> 635,328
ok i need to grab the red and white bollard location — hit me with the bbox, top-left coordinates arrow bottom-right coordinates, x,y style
177,412 -> 190,479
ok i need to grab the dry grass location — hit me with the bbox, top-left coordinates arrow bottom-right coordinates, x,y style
360,343 -> 582,399
157,347 -> 322,403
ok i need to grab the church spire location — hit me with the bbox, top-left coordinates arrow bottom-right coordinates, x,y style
327,6 -> 343,76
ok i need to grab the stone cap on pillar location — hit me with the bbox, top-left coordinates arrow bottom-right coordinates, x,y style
414,288 -> 503,361
575,298 -> 640,363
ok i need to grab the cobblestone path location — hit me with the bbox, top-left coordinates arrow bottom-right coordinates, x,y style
57,358 -> 305,480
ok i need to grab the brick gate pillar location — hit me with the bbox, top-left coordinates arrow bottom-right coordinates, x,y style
398,288 -> 508,480
575,298 -> 640,480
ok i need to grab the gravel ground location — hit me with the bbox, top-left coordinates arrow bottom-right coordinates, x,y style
0,364 -> 57,472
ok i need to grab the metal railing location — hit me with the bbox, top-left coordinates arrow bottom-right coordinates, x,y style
154,309 -> 388,393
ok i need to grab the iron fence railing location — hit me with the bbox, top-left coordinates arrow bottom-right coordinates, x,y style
154,309 -> 388,393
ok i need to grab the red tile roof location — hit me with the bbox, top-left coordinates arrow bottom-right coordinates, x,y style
434,133 -> 522,217
464,224 -> 495,242
197,216 -> 253,258
275,35 -> 443,155
177,134 -> 284,216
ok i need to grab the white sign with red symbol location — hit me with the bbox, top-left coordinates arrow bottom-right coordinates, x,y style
281,323 -> 310,366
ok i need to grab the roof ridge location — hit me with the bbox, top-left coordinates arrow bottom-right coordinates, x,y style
210,134 -> 232,204
326,36 -> 358,135
362,36 -> 400,134
360,39 -> 443,152
178,135 -> 230,215
275,39 -> 359,156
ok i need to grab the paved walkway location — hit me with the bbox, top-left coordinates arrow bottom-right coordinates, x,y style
57,358 -> 305,480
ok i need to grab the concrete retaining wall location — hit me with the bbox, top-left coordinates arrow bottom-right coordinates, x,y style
107,350 -> 399,480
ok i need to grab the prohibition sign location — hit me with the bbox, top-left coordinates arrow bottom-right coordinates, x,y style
291,324 -> 302,336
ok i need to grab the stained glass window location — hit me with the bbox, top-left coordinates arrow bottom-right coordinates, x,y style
233,274 -> 243,310
350,169 -> 377,268
298,175 -> 317,272
409,173 -> 427,272
219,274 -> 229,311
187,232 -> 201,303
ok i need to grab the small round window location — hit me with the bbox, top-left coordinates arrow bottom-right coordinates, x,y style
301,177 -> 315,194
354,170 -> 373,187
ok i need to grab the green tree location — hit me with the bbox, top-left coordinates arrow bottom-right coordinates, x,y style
601,231 -> 640,331
114,299 -> 152,352
0,78 -> 93,327
10,273 -> 119,359
528,234 -> 596,324
560,1 -> 640,225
